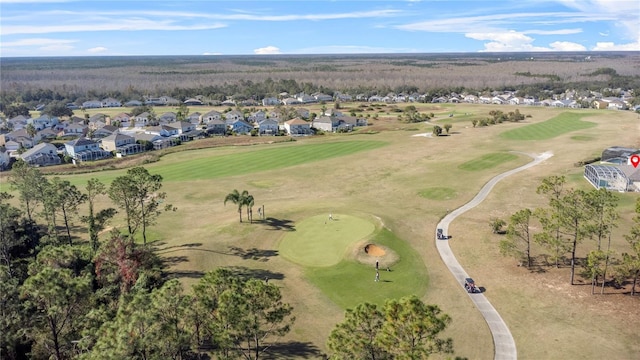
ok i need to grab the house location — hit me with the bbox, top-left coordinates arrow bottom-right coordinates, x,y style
65,138 -> 110,161
248,110 -> 267,123
19,143 -> 61,167
159,96 -> 181,106
113,113 -> 131,127
102,97 -> 122,107
311,116 -> 334,132
241,99 -> 259,107
37,128 -> 59,141
367,95 -> 383,102
158,112 -> 177,123
92,125 -> 119,139
296,108 -> 310,119
0,147 -> 10,170
323,108 -> 342,117
230,120 -> 253,134
134,112 -> 151,127
145,125 -> 179,137
4,140 -> 21,153
101,133 -> 142,155
29,114 -> 59,130
134,132 -> 178,150
167,121 -> 195,133
88,115 -> 107,130
2,129 -> 38,148
221,99 -> 236,107
201,110 -> 222,123
607,99 -> 627,110
593,100 -> 608,109
296,94 -> 316,103
281,98 -> 301,106
187,112 -> 201,125
313,93 -> 333,102
59,123 -> 87,138
124,100 -> 143,107
257,119 -> 279,136
7,115 -> 29,130
224,110 -> 244,122
335,93 -> 352,102
82,100 -> 103,109
262,97 -> 279,106
312,115 -> 366,133
284,118 -> 311,136
206,119 -> 227,135
184,98 -> 203,106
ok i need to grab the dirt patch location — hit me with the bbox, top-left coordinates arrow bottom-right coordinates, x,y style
350,240 -> 399,268
364,244 -> 386,256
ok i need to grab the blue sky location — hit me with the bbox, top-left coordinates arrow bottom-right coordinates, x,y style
1,0 -> 638,57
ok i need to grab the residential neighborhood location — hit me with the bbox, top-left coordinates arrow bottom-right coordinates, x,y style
0,86 -> 637,170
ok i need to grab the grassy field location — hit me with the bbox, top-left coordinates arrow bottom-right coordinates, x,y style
499,112 -> 598,140
39,104 -> 640,359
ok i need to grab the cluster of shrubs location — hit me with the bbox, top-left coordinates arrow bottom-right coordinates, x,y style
471,109 -> 529,127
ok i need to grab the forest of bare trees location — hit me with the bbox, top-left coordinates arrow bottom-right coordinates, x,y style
1,52 -> 639,106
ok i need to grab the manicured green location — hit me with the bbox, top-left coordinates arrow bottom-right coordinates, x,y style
305,227 -> 429,309
62,140 -> 387,185
419,187 -> 458,200
279,214 -> 375,267
499,112 -> 597,140
458,153 -> 518,171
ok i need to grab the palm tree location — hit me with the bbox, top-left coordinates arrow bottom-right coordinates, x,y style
244,194 -> 255,223
224,189 -> 248,223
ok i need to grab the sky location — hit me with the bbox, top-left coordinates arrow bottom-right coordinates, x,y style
1,0 -> 639,57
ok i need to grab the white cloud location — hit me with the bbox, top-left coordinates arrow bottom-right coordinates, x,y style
253,46 -> 281,55
549,41 -> 586,51
593,41 -> 640,51
467,30 -> 587,52
87,46 -> 108,53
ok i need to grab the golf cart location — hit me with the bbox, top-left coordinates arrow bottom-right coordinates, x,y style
437,228 -> 447,240
464,278 -> 481,293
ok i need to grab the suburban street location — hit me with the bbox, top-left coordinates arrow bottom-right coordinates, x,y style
435,151 -> 553,360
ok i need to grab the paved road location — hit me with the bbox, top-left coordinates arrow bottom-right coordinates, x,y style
435,151 -> 553,360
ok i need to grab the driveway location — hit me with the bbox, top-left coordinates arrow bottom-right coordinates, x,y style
435,151 -> 553,360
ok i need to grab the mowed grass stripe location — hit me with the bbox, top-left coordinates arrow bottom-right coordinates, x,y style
62,140 -> 387,185
458,152 -> 518,171
154,140 -> 386,181
499,112 -> 597,140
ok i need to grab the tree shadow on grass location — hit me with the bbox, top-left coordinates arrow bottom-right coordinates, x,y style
167,270 -> 205,279
263,341 -> 325,359
162,255 -> 190,266
259,217 -> 296,231
228,246 -> 279,262
226,266 -> 285,281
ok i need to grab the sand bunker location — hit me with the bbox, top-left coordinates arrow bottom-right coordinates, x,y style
351,240 -> 399,268
364,244 -> 386,257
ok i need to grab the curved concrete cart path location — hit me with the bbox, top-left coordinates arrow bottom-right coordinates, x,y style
435,151 -> 553,360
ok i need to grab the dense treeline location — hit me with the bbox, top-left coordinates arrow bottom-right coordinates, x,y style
497,176 -> 640,295
2,53 -> 639,112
